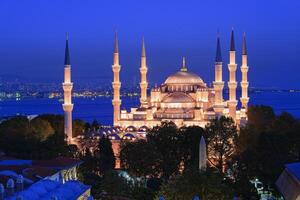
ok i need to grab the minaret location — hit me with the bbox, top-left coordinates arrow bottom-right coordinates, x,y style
227,29 -> 238,119
213,34 -> 224,115
240,33 -> 249,109
62,33 -> 73,144
139,38 -> 148,108
112,32 -> 121,126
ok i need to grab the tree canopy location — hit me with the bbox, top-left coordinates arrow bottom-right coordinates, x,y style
157,169 -> 235,200
205,116 -> 238,172
95,136 -> 116,174
0,115 -> 78,159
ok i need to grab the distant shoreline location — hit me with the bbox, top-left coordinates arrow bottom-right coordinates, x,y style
1,91 -> 300,124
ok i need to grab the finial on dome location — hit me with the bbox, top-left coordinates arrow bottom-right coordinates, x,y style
181,57 -> 187,72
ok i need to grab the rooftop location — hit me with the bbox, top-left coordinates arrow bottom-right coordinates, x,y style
5,179 -> 91,200
286,162 -> 300,182
0,157 -> 82,185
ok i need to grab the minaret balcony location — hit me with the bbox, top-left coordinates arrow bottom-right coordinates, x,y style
140,82 -> 148,87
112,65 -> 121,72
213,82 -> 224,90
228,82 -> 237,88
140,68 -> 148,73
112,82 -> 121,88
213,81 -> 224,85
241,66 -> 249,72
241,82 -> 249,87
62,83 -> 73,91
240,97 -> 249,102
228,64 -> 237,71
63,104 -> 74,112
112,99 -> 121,106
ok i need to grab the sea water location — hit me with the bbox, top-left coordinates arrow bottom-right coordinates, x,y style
0,91 -> 300,125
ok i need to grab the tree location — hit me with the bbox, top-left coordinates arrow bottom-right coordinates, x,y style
120,123 -> 207,180
179,126 -> 205,170
0,115 -> 74,159
288,121 -> 300,160
147,121 -> 183,180
247,105 -> 275,132
91,119 -> 100,131
0,116 -> 41,157
40,132 -> 71,159
73,119 -> 86,137
78,148 -> 101,198
205,116 -> 238,172
120,140 -> 161,178
30,118 -> 54,141
95,137 -> 115,174
98,170 -> 155,200
234,107 -> 300,195
157,169 -> 235,200
37,114 -> 64,134
85,122 -> 91,132
101,170 -> 132,199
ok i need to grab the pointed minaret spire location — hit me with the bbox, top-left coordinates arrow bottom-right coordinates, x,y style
64,32 -> 70,66
215,36 -> 222,62
242,33 -> 247,55
141,37 -> 146,57
181,57 -> 187,72
113,31 -> 120,66
114,31 -> 119,54
230,28 -> 235,51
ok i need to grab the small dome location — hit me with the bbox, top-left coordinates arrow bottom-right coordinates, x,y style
125,126 -> 137,132
123,133 -> 136,140
163,92 -> 195,103
108,134 -> 121,141
138,126 -> 149,132
165,71 -> 204,85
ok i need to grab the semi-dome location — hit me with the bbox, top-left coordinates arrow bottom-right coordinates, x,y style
163,92 -> 195,103
164,71 -> 204,85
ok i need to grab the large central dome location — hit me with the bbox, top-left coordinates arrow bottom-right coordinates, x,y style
164,71 -> 204,85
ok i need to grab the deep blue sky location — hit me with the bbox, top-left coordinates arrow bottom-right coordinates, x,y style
0,0 -> 299,89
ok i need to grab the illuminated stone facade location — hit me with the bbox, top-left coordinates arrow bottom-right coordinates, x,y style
112,30 -> 249,129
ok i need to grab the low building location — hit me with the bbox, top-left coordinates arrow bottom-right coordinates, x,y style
276,162 -> 300,200
0,156 -> 92,200
5,179 -> 91,200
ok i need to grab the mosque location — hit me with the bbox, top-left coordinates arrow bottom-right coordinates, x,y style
62,30 -> 249,142
112,30 -> 249,129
